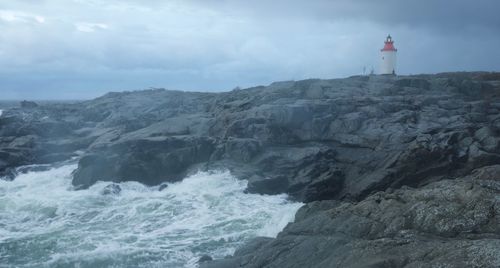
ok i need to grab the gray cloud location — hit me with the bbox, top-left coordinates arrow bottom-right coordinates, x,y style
0,0 -> 499,99
194,0 -> 500,32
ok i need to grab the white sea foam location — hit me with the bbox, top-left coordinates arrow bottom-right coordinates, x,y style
0,109 -> 3,117
0,164 -> 302,267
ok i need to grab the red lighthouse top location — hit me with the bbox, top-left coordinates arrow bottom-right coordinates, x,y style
381,35 -> 397,52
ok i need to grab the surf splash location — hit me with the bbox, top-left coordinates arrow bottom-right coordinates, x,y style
0,164 -> 302,267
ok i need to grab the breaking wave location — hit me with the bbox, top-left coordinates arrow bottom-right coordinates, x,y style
0,164 -> 301,267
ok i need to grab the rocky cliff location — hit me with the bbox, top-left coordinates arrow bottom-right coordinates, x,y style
1,72 -> 500,267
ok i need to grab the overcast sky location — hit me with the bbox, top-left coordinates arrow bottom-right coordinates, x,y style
0,0 -> 499,100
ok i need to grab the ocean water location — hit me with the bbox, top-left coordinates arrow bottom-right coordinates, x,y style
0,164 -> 302,268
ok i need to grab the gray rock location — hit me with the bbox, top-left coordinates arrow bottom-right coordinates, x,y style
198,255 -> 213,263
2,72 -> 500,201
205,164 -> 500,267
20,100 -> 38,109
72,136 -> 217,188
101,183 -> 121,195
158,183 -> 168,191
2,73 -> 500,267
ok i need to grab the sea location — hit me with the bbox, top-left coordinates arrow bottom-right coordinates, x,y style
0,163 -> 301,267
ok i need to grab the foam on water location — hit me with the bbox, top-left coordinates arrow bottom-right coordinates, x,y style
0,164 -> 302,268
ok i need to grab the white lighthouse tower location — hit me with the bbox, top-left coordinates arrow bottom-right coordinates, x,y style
380,35 -> 397,75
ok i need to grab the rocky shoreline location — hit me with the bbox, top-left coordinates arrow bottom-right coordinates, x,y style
1,72 -> 500,267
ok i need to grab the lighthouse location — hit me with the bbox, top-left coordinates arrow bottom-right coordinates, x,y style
380,35 -> 397,75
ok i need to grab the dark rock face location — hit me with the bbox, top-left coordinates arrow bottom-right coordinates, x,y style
203,165 -> 500,268
72,136 -> 216,188
1,73 -> 500,267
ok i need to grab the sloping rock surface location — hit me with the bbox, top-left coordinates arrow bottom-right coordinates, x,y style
202,165 -> 500,267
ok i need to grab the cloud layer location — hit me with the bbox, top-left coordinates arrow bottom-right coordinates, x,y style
0,0 -> 499,99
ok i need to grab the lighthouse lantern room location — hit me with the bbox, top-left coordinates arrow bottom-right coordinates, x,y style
380,35 -> 397,75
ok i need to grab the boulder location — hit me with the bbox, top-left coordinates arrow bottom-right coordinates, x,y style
198,255 -> 213,263
101,183 -> 121,195
158,183 -> 168,191
20,100 -> 38,109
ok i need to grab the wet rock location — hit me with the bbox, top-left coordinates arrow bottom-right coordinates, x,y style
15,164 -> 52,174
198,255 -> 213,263
20,100 -> 38,109
0,167 -> 17,181
72,136 -> 217,188
101,183 -> 121,195
204,164 -> 500,268
158,183 -> 168,191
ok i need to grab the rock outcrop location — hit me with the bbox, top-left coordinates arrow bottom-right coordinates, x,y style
202,165 -> 500,267
72,136 -> 216,188
1,72 -> 500,267
3,73 -> 500,200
